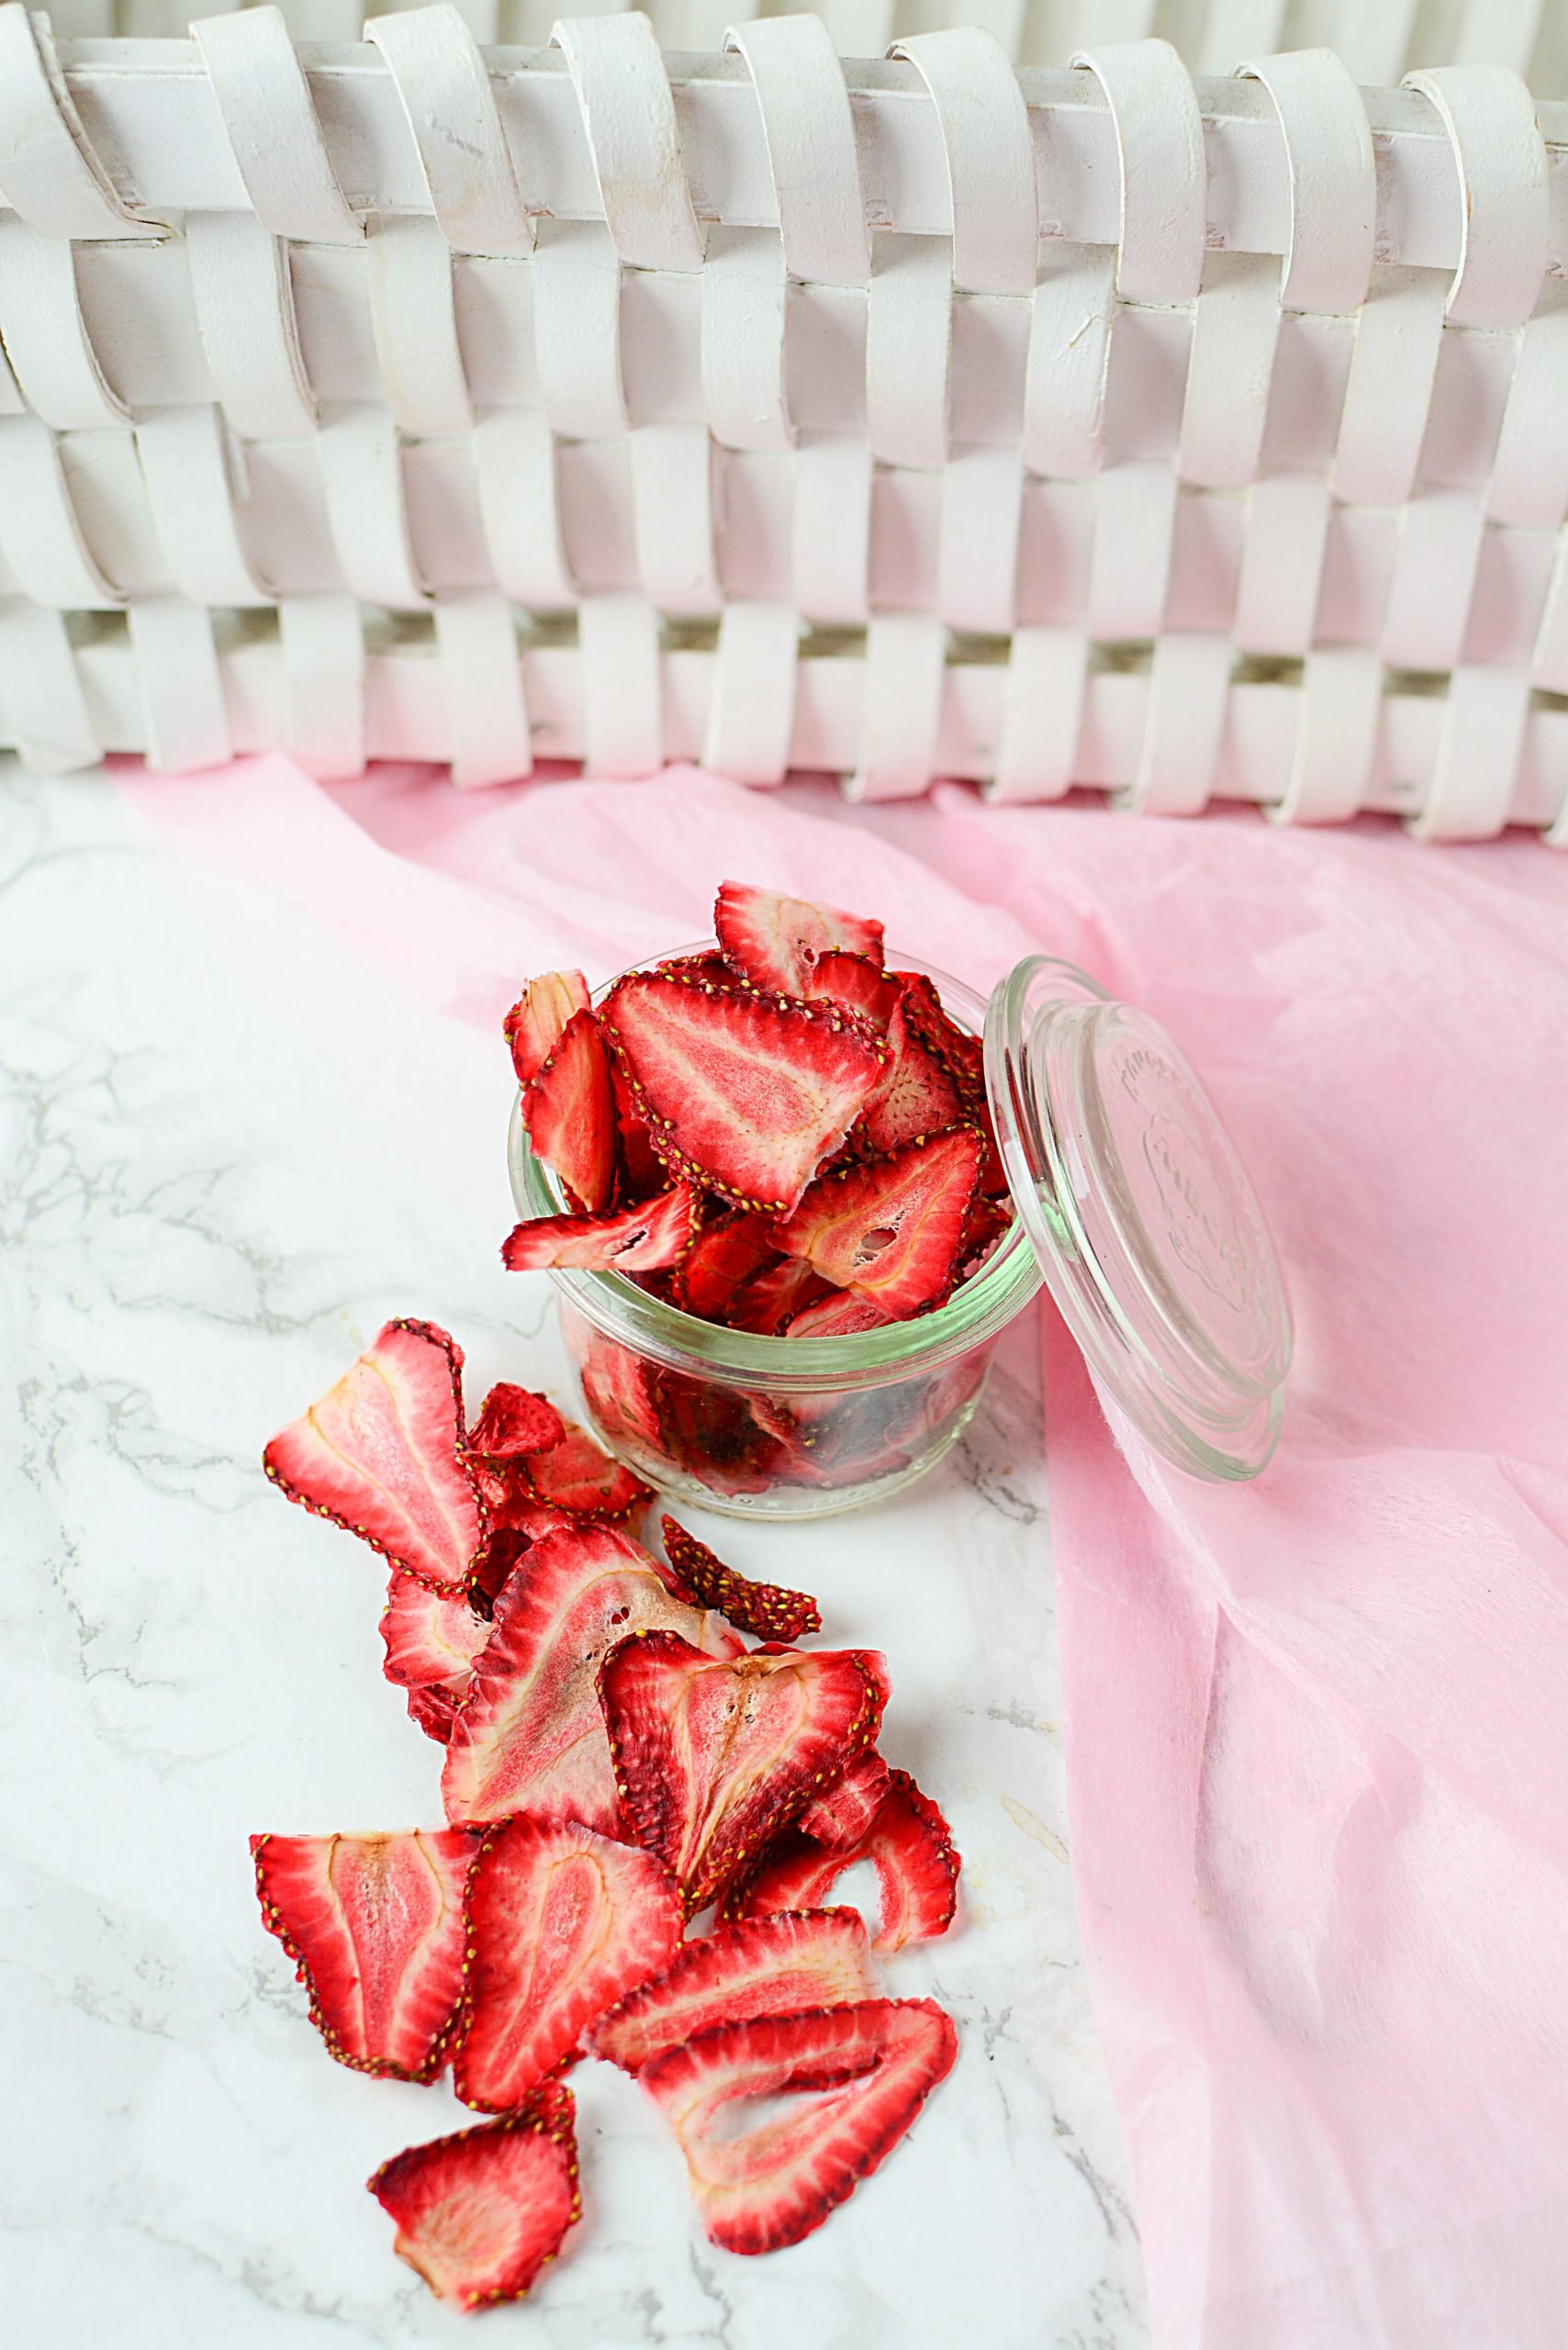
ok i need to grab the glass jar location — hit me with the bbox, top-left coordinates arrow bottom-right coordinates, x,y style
508,952 -> 1043,1521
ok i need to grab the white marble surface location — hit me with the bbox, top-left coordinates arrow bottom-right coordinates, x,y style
1,768 -> 1148,2349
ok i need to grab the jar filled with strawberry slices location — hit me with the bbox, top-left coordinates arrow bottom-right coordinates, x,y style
503,885 -> 1294,1518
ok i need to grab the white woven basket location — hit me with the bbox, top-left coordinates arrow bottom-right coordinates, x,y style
3,1 -> 1567,839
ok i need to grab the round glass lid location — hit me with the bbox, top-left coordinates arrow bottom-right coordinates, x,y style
983,957 -> 1293,1482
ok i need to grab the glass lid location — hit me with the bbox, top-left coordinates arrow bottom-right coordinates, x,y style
983,957 -> 1293,1482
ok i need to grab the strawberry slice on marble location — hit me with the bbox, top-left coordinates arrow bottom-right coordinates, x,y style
725,1768 -> 960,1953
640,1998 -> 957,2254
591,1907 -> 877,2075
379,1570 -> 488,1737
504,970 -> 589,1089
368,2080 -> 580,2311
466,1382 -> 566,1460
251,1828 -> 476,2079
502,1182 -> 700,1274
714,881 -> 885,999
660,1513 -> 822,1643
442,1523 -> 739,1833
792,1750 -> 894,1851
454,1817 -> 682,2112
776,1126 -> 984,1318
262,1318 -> 486,1597
599,1631 -> 887,1912
518,1418 -> 655,1521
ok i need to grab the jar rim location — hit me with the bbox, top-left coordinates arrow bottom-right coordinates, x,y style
508,946 -> 1041,1393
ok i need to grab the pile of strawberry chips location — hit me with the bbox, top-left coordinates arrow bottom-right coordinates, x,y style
255,1316 -> 962,2312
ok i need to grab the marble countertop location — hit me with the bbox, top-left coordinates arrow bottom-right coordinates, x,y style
1,767 -> 1147,2350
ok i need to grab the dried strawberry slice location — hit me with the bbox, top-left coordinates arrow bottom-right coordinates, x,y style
521,1418 -> 654,1520
407,1684 -> 463,1742
783,1290 -> 893,1339
454,1817 -> 683,2112
610,1054 -> 669,1203
603,973 -> 883,1214
776,1126 -> 984,1317
380,1569 -> 487,1693
895,970 -> 985,1098
803,951 -> 903,1030
640,1998 -> 957,2254
661,1513 -> 822,1643
860,995 -> 964,1154
505,970 -> 589,1089
793,1751 -> 894,1850
727,1258 -> 833,1336
676,1212 -> 779,1321
725,1769 -> 959,1953
578,1332 -> 664,1456
650,1371 -> 795,1498
523,1007 -> 618,1215
715,881 -> 885,998
442,1523 -> 739,1831
502,1182 -> 700,1274
591,1908 -> 877,2074
263,1318 -> 485,1597
251,1828 -> 476,2079
599,1632 -> 887,1911
466,1382 -> 566,1460
368,2080 -> 580,2311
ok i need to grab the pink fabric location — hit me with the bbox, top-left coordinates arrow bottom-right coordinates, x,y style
121,754 -> 1568,2348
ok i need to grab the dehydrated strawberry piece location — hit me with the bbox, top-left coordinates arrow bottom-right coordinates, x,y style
655,950 -> 735,989
776,1126 -> 984,1317
727,1257 -> 833,1336
467,1382 -> 566,1460
715,881 -> 885,999
803,951 -> 903,1030
793,1751 -> 894,1851
661,1514 -> 822,1643
502,1182 -> 700,1274
522,1008 -> 618,1215
522,1418 -> 654,1520
675,1213 -> 779,1322
368,2080 -> 580,2311
442,1523 -> 739,1832
783,1290 -> 893,1340
610,1055 -> 669,1203
895,970 -> 985,1099
860,995 -> 964,1154
454,1817 -> 683,2112
650,1371 -> 796,1498
505,970 -> 590,1089
578,1331 -> 664,1456
263,1318 -> 486,1598
407,1684 -> 463,1742
251,1829 -> 476,2079
599,1632 -> 887,1912
380,1569 -> 487,1694
591,1908 -> 877,2075
725,1769 -> 959,1953
603,973 -> 883,1214
640,1998 -> 957,2254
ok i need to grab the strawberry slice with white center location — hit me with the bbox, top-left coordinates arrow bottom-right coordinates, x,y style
599,1632 -> 887,1912
523,1007 -> 618,1214
454,1818 -> 683,2111
591,1908 -> 877,2075
801,950 -> 903,1030
603,973 -> 884,1214
783,1290 -> 892,1339
724,1769 -> 960,1953
505,970 -> 589,1088
379,1569 -> 487,1694
793,1750 -> 894,1851
442,1524 -> 740,1832
660,1513 -> 822,1643
714,881 -> 885,998
640,1998 -> 957,2254
502,1183 -> 700,1273
776,1125 -> 984,1317
368,2080 -> 580,2310
263,1318 -> 487,1596
521,1418 -> 654,1520
251,1828 -> 476,2079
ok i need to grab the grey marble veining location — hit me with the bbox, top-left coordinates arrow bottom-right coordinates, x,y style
1,767 -> 1148,2349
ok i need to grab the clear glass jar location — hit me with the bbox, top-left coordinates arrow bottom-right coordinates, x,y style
508,952 -> 1043,1521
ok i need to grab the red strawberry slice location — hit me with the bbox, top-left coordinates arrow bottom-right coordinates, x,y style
776,1126 -> 984,1317
442,1524 -> 739,1831
505,970 -> 589,1088
263,1318 -> 485,1597
407,1684 -> 463,1742
599,1632 -> 887,1911
578,1332 -> 664,1456
661,1513 -> 822,1643
727,1257 -> 834,1335
379,1569 -> 487,1694
467,1382 -> 566,1460
368,2080 -> 580,2311
675,1212 -> 779,1321
591,1908 -> 877,2075
802,951 -> 903,1030
251,1828 -> 476,2079
602,973 -> 883,1214
502,1182 -> 700,1274
794,1751 -> 894,1850
895,970 -> 985,1098
610,1054 -> 669,1203
725,1769 -> 959,1953
715,881 -> 885,998
860,995 -> 964,1154
649,1371 -> 796,1498
640,1998 -> 957,2254
784,1290 -> 893,1340
523,1007 -> 618,1215
521,1418 -> 654,1521
454,1817 -> 683,2111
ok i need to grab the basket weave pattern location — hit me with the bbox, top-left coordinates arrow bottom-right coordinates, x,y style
2,2 -> 1567,837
